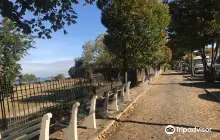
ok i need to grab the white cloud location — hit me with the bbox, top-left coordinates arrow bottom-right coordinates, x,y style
20,60 -> 74,77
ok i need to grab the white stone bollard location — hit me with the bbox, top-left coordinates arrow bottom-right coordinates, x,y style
39,113 -> 52,140
146,80 -> 149,85
103,92 -> 110,118
149,77 -> 153,84
111,90 -> 118,111
64,102 -> 80,140
84,95 -> 97,129
124,81 -> 131,101
120,86 -> 125,104
142,75 -> 146,91
142,75 -> 146,84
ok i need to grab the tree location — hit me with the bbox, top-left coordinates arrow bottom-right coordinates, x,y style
82,41 -> 95,79
168,0 -> 220,80
97,0 -> 170,83
21,74 -> 36,83
0,19 -> 34,81
0,0 -> 99,38
92,34 -> 121,81
68,33 -> 120,80
68,57 -> 87,78
55,74 -> 65,80
147,39 -> 172,71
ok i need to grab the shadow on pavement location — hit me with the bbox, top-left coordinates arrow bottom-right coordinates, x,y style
107,118 -> 220,133
162,73 -> 181,76
183,78 -> 205,82
153,83 -> 180,85
179,82 -> 193,87
179,82 -> 220,89
183,75 -> 204,82
198,93 -> 219,103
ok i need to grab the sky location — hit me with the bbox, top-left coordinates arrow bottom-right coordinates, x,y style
19,2 -> 106,77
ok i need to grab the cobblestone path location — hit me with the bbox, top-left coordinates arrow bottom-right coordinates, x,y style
106,71 -> 220,140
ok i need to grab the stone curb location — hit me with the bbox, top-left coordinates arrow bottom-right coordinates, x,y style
90,74 -> 162,140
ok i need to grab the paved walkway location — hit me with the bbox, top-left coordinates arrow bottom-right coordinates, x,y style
103,71 -> 220,140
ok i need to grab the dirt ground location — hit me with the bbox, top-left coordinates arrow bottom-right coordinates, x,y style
100,71 -> 220,140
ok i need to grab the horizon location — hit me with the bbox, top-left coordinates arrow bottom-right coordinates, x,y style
19,2 -> 106,77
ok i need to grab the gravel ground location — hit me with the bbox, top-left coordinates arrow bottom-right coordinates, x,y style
100,71 -> 220,140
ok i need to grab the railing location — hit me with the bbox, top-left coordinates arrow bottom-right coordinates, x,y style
0,75 -> 122,131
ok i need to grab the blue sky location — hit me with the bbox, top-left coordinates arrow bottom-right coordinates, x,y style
20,2 -> 106,77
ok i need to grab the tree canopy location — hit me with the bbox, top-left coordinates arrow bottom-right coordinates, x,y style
55,74 -> 65,80
97,0 -> 170,82
168,0 -> 220,56
20,74 -> 36,83
0,0 -> 99,38
168,0 -> 220,78
68,57 -> 87,78
68,33 -> 119,80
0,19 -> 34,81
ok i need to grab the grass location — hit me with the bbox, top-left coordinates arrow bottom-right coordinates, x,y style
0,80 -> 115,120
0,79 -> 91,119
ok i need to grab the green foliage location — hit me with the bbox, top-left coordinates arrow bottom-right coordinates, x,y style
92,34 -> 121,80
74,57 -> 84,68
55,74 -> 65,80
168,0 -> 220,53
0,19 -> 34,81
80,34 -> 119,71
153,40 -> 172,67
97,0 -> 171,70
82,41 -> 94,74
93,34 -> 119,70
0,0 -> 97,38
68,33 -> 120,80
20,74 -> 36,83
168,0 -> 220,79
68,57 -> 87,78
170,60 -> 179,68
166,39 -> 187,60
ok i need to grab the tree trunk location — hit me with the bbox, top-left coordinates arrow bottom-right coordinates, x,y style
214,42 -> 219,64
201,46 -> 207,80
145,66 -> 148,75
191,48 -> 194,76
123,44 -> 128,84
180,63 -> 182,72
211,42 -> 214,75
212,42 -> 220,82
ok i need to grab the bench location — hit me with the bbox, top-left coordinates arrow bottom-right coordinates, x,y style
0,113 -> 52,140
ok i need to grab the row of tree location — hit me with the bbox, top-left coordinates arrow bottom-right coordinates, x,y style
1,0 -> 172,84
98,0 -> 172,83
167,0 -> 220,80
18,73 -> 65,84
68,0 -> 172,83
19,74 -> 37,83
